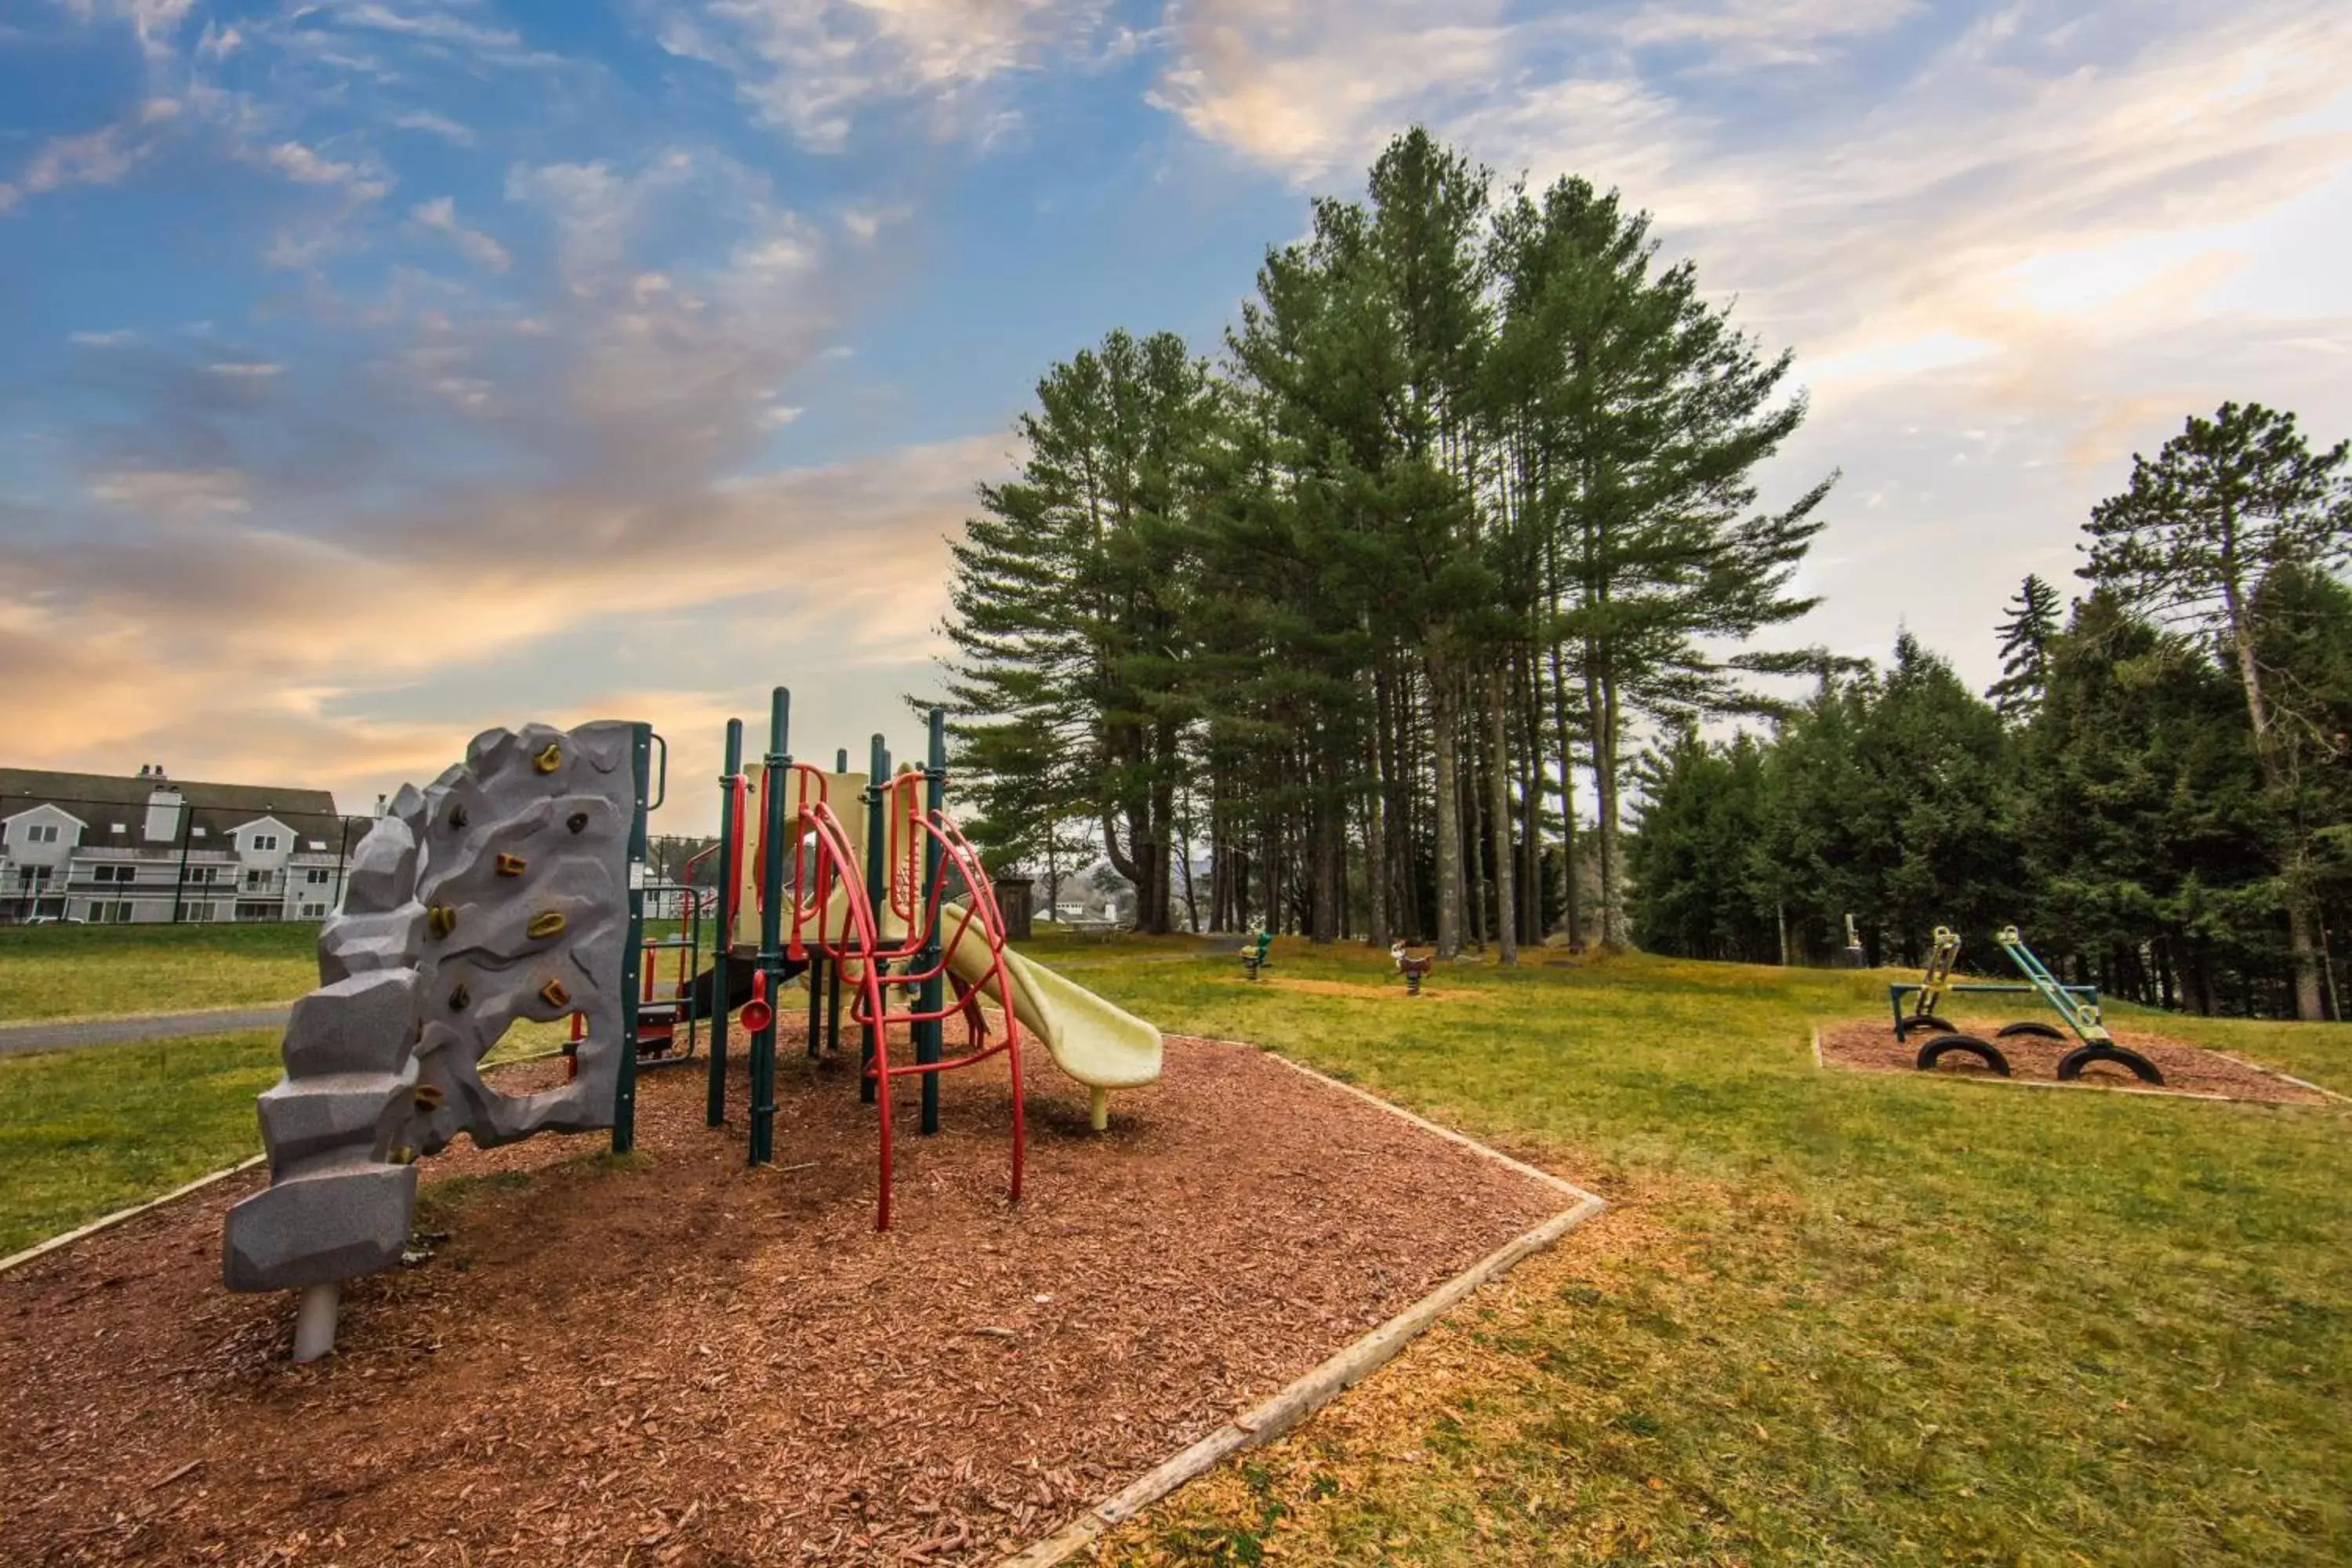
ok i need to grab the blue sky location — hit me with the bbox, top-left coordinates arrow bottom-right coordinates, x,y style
3,0 -> 2348,830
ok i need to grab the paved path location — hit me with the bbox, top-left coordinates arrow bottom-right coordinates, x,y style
0,1006 -> 292,1058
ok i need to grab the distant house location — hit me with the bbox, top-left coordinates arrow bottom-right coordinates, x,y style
0,764 -> 368,925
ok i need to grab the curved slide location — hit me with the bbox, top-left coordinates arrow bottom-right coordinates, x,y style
938,913 -> 1163,1090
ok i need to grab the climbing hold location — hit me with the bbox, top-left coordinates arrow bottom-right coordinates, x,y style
414,1083 -> 446,1112
566,811 -> 589,835
449,804 -> 469,829
388,1145 -> 418,1166
495,853 -> 527,877
427,905 -> 457,938
539,978 -> 572,1009
533,742 -> 562,774
448,984 -> 470,1011
528,910 -> 566,939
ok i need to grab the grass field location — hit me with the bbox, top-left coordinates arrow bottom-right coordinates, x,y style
0,920 -> 318,1022
2,933 -> 2347,1563
1063,942 -> 2352,1567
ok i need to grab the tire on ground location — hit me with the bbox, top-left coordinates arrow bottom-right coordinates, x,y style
1915,1033 -> 2011,1076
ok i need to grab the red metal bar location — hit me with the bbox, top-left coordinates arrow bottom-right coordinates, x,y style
792,796 -> 1027,1225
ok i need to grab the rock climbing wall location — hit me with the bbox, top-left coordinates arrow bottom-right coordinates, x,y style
223,721 -> 643,1294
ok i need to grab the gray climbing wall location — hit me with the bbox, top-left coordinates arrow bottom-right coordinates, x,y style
223,721 -> 641,1294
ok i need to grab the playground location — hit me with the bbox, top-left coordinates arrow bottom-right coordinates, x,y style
2,730 -> 2350,1564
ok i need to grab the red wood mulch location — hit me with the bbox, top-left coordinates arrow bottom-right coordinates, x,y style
1817,1016 -> 2335,1105
0,1033 -> 1565,1566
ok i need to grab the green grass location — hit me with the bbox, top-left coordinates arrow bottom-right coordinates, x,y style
0,922 -> 318,1022
1060,940 -> 2352,1568
4,933 -> 2348,1563
0,1029 -> 283,1256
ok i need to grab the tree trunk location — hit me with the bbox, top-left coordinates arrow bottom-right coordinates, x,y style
1584,657 -> 1624,947
1548,637 -> 1582,946
1486,664 -> 1518,966
1365,673 -> 1392,947
1430,654 -> 1464,959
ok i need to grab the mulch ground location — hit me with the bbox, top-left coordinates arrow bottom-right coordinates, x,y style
1817,1016 -> 2336,1105
0,1032 -> 1566,1566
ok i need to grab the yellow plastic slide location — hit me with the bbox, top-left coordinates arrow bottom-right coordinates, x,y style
731,767 -> 1162,1123
939,913 -> 1163,1116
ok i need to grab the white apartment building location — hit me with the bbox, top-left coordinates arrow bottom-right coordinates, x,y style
0,765 -> 368,925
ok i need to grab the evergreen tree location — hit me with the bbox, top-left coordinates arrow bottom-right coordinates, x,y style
1987,572 -> 2062,716
2081,401 -> 2352,1017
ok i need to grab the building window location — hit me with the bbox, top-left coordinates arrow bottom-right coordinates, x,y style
185,866 -> 218,884
301,902 -> 327,918
25,823 -> 61,844
245,869 -> 269,890
252,833 -> 280,851
92,864 -> 136,884
305,868 -> 331,885
86,901 -> 132,924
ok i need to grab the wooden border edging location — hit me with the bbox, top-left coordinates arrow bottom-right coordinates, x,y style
1000,1043 -> 1606,1568
0,1156 -> 266,1277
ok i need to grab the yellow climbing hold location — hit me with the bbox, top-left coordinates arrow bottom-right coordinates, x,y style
427,905 -> 457,938
495,852 -> 527,877
533,742 -> 563,774
528,910 -> 566,938
539,978 -> 572,1009
414,1083 -> 446,1112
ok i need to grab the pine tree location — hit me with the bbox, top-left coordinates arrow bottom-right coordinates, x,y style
1987,573 -> 2061,716
2081,401 -> 2352,1017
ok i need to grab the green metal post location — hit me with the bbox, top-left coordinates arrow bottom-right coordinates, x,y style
805,948 -> 826,1059
915,708 -> 946,1135
860,735 -> 888,1105
706,717 -> 742,1128
750,689 -> 789,1167
614,721 -> 653,1155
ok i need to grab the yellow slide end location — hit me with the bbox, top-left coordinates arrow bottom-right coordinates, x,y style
941,911 -> 1163,1091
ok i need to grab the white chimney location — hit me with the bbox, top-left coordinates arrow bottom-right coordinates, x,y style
144,786 -> 184,844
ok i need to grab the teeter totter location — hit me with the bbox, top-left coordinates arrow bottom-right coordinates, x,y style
1895,924 -> 2163,1084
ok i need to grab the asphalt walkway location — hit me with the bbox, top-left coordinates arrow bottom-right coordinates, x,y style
0,1006 -> 292,1058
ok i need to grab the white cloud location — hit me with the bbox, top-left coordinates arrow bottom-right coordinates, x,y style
84,466 -> 252,521
657,0 -> 1116,150
392,110 -> 477,144
0,122 -> 149,216
411,194 -> 513,272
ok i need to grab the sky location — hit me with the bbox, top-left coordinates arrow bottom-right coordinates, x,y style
2,0 -> 2348,834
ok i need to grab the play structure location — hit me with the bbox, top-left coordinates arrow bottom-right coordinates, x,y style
1896,924 -> 2162,1083
222,695 -> 1163,1360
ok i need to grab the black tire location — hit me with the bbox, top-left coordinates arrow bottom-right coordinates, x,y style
1994,1020 -> 2066,1041
1896,1013 -> 1956,1040
2056,1044 -> 2164,1084
1915,1034 -> 2011,1077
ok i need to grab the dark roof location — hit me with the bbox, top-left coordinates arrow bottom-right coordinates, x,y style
0,768 -> 358,849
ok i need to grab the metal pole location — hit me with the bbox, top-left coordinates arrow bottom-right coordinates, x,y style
916,708 -> 946,1135
708,717 -> 742,1127
614,722 -> 654,1155
861,734 -> 888,1105
751,689 -> 789,1167
171,802 -> 193,924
